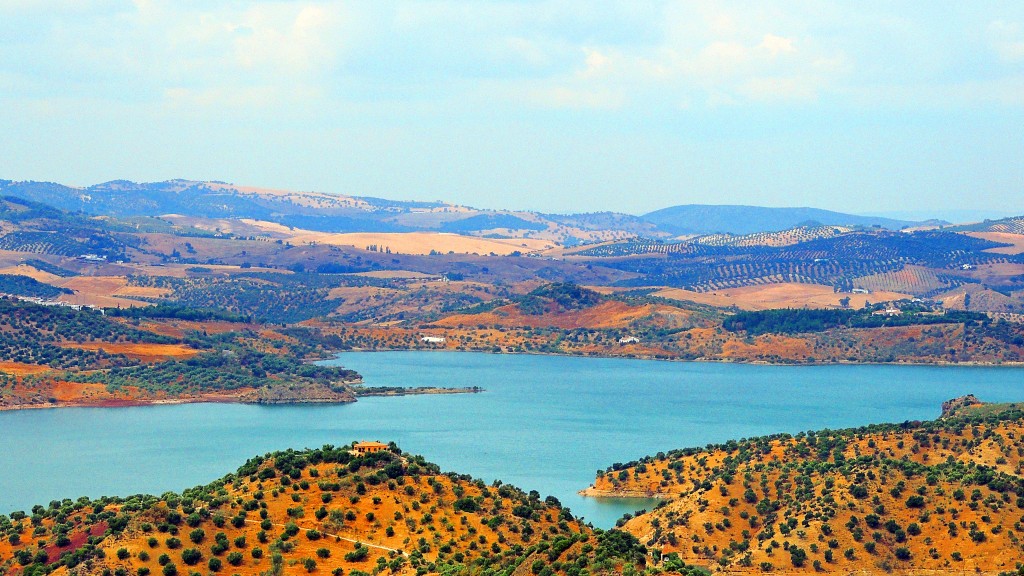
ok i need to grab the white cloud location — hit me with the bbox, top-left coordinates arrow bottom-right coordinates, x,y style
760,34 -> 796,58
989,20 -> 1024,62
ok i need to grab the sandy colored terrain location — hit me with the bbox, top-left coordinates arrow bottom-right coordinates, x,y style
968,231 -> 1024,254
654,282 -> 912,310
327,285 -> 398,301
347,269 -> 440,279
0,264 -> 65,284
57,292 -> 152,308
284,230 -> 555,256
58,275 -> 128,294
435,300 -> 672,330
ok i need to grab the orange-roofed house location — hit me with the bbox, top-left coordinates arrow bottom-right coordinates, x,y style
353,441 -> 389,455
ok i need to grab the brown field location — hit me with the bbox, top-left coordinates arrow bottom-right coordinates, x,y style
435,300 -> 674,330
285,230 -> 556,256
112,318 -> 256,339
58,275 -> 128,294
48,275 -> 166,305
968,231 -> 1024,254
112,285 -> 171,297
61,342 -> 198,361
967,261 -> 1024,279
327,285 -> 399,301
118,262 -> 283,279
0,264 -> 64,284
57,292 -> 153,308
654,282 -> 912,310
347,269 -> 440,279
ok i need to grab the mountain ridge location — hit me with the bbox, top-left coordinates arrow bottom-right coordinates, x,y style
642,204 -> 921,235
0,179 -> 955,239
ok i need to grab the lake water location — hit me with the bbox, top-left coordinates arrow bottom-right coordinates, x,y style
1,352 -> 1022,528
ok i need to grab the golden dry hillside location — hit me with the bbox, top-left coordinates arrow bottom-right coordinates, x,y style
0,445 -> 704,576
584,400 -> 1024,574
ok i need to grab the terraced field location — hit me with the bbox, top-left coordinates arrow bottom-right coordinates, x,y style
852,265 -> 968,297
693,226 -> 854,248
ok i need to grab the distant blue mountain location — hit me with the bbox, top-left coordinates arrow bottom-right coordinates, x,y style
641,205 -> 917,235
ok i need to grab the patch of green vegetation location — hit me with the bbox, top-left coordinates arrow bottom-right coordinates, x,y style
60,340 -> 358,395
0,297 -> 175,370
0,274 -> 72,298
24,258 -> 79,277
518,283 -> 602,315
723,307 -> 989,336
128,273 -> 393,323
106,303 -> 250,323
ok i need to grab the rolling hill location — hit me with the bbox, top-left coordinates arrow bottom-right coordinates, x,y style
0,444 -> 689,576
583,399 -> 1024,573
0,180 -> 664,245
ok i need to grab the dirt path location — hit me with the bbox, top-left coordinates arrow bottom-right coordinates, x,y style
244,519 -> 404,556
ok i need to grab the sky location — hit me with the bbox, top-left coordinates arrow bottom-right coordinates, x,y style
0,1 -> 1022,217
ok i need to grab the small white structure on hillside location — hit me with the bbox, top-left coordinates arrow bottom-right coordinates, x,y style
618,336 -> 640,344
420,336 -> 446,344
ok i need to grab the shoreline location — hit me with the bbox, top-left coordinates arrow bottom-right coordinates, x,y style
4,349 -> 1020,412
0,384 -> 482,412
327,346 -> 1024,369
577,485 -> 673,499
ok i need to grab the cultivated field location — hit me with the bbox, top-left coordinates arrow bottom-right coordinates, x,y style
968,231 -> 1024,255
285,231 -> 555,256
653,283 -> 911,311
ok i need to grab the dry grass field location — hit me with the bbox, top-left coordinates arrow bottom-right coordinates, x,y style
286,231 -> 555,256
435,300 -> 677,330
0,264 -> 64,284
654,283 -> 911,311
968,231 -> 1024,254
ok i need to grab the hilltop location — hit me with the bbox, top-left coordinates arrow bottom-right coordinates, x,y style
582,398 -> 1024,574
0,443 -> 705,576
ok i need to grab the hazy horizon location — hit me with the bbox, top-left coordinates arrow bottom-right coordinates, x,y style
3,175 -> 1022,224
1,2 -> 1021,216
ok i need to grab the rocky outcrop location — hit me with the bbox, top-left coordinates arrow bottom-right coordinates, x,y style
241,381 -> 357,404
941,394 -> 983,418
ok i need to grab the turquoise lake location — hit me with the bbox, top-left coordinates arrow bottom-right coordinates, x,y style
1,351 -> 1022,528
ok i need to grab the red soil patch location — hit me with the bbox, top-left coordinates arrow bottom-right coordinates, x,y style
44,521 -> 107,561
61,342 -> 198,361
0,361 -> 50,375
